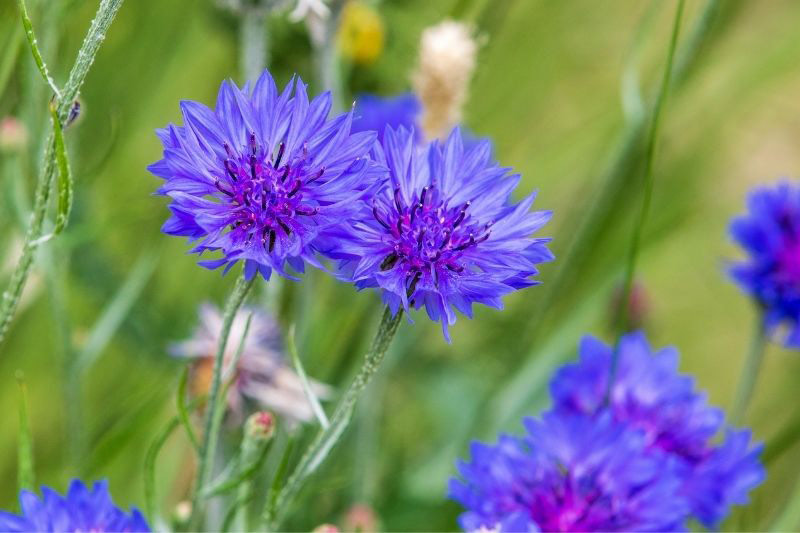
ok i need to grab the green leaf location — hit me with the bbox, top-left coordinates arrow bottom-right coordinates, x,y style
177,364 -> 201,455
15,371 -> 34,493
144,395 -> 204,522
16,0 -> 61,96
287,324 -> 329,429
49,102 -> 72,235
76,249 -> 158,374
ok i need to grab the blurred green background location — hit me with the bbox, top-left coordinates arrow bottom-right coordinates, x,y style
2,0 -> 800,530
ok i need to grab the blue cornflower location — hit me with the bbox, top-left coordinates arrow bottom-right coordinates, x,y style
337,126 -> 552,340
550,332 -> 765,527
729,181 -> 800,346
449,411 -> 690,532
0,479 -> 149,532
149,69 -> 380,280
353,93 -> 420,142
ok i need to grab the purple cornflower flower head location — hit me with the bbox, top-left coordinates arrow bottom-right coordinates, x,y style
549,332 -> 765,527
353,93 -> 420,142
449,411 -> 690,532
0,479 -> 149,532
729,181 -> 800,347
338,126 -> 552,341
149,69 -> 380,280
171,303 -> 330,424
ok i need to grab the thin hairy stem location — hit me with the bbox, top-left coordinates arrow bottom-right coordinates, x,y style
730,314 -> 767,425
0,0 -> 126,350
264,306 -> 403,528
189,274 -> 255,528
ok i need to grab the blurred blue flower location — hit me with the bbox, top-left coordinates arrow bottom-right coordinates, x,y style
149,69 -> 381,280
449,411 -> 689,532
0,479 -> 149,532
729,181 -> 800,347
336,126 -> 552,341
550,332 -> 765,527
353,92 -> 420,142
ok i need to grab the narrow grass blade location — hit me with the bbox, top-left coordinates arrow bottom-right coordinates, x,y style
177,364 -> 200,454
263,434 -> 296,527
287,324 -> 329,429
0,24 -> 24,98
76,249 -> 157,374
49,102 -> 72,235
16,0 -> 61,96
15,371 -> 34,492
144,396 -> 204,522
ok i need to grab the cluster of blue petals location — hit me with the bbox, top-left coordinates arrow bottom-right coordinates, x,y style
450,332 -> 765,531
450,411 -> 688,532
152,76 -> 553,339
729,181 -> 800,347
0,479 -> 149,532
336,126 -> 553,341
149,70 -> 381,280
353,92 -> 420,142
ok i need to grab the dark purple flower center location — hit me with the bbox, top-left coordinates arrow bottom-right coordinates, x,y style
215,133 -> 323,251
372,185 -> 492,287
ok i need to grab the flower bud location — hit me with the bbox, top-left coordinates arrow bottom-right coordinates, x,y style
245,411 -> 276,441
412,20 -> 478,140
0,117 -> 28,154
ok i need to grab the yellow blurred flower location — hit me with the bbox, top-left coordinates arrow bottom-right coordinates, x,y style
338,1 -> 385,65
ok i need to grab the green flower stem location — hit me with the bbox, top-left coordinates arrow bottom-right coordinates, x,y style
730,314 -> 767,425
0,0 -> 126,350
239,7 -> 268,83
189,274 -> 255,529
265,306 -> 403,528
314,0 -> 346,110
606,0 -> 685,400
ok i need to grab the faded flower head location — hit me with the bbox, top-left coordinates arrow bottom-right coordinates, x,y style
449,411 -> 689,532
172,303 -> 329,424
0,480 -> 149,532
413,20 -> 478,140
550,332 -> 765,527
337,127 -> 552,341
729,181 -> 800,347
149,69 -> 379,280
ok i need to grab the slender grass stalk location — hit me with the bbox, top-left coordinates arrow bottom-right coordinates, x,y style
15,371 -> 34,492
265,306 -> 403,528
189,274 -> 255,528
314,0 -> 346,110
239,8 -> 268,83
287,324 -> 329,429
606,0 -> 685,399
518,0 -> 726,353
144,396 -> 205,522
0,0 -> 126,350
177,365 -> 201,454
730,313 -> 767,425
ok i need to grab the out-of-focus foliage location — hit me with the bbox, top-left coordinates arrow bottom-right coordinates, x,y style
1,0 -> 800,530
